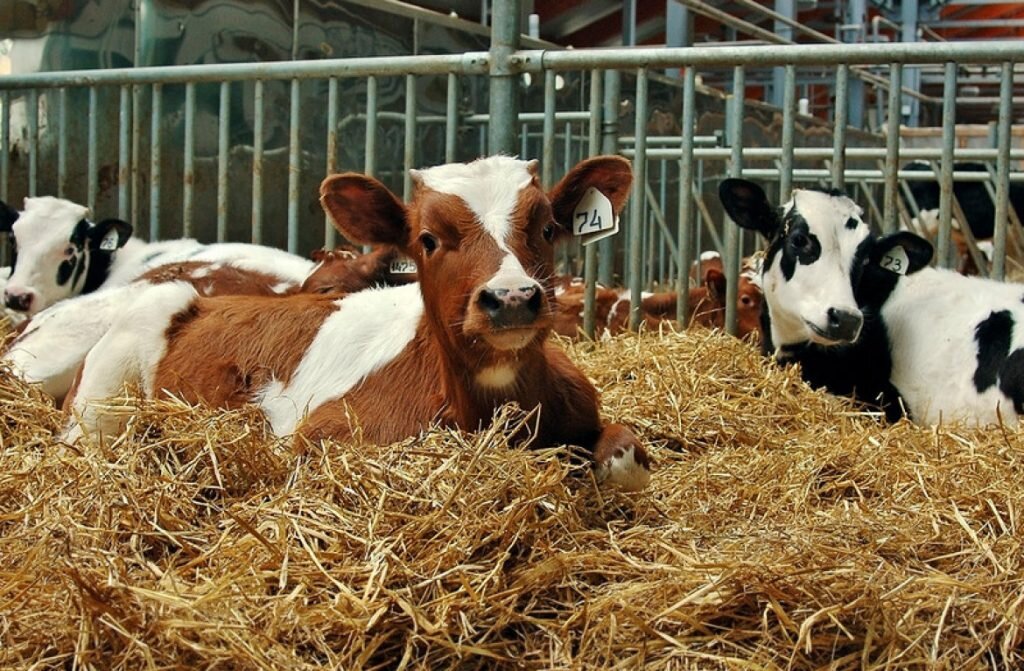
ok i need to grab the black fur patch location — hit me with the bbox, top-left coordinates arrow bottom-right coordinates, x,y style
81,249 -> 114,295
845,217 -> 860,230
778,210 -> 821,281
69,219 -> 90,250
974,311 -> 1014,393
56,257 -> 76,286
999,349 -> 1024,414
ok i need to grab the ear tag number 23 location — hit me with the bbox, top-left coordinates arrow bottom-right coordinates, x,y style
880,246 -> 909,276
572,187 -> 619,246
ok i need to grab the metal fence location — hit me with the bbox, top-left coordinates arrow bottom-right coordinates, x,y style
1,38 -> 1022,336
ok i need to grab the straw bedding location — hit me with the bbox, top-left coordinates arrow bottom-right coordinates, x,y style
2,324 -> 1023,670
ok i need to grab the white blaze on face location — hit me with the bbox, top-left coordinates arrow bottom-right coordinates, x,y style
765,189 -> 871,347
415,156 -> 538,291
8,197 -> 91,311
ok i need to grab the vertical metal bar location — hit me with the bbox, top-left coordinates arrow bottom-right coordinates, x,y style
562,119 -> 573,274
324,77 -> 339,248
403,74 -> 417,201
58,88 -> 68,199
182,81 -> 196,238
676,66 -> 696,327
599,70 -> 620,287
779,64 -> 796,202
365,76 -> 378,178
288,78 -> 301,254
724,65 -> 745,336
87,87 -> 99,213
583,69 -> 603,340
149,84 -> 163,240
131,0 -> 142,234
991,61 -> 1013,281
937,61 -> 956,269
488,0 -> 520,155
445,73 -> 459,163
28,89 -> 38,197
520,122 -> 529,159
1,90 -> 9,202
251,80 -> 264,244
542,70 -> 556,188
883,62 -> 902,234
831,64 -> 848,190
118,86 -> 130,220
658,159 -> 667,284
628,68 -> 648,331
217,81 -> 231,242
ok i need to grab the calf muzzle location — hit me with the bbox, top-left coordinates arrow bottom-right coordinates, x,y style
825,307 -> 863,343
3,289 -> 34,312
477,285 -> 542,329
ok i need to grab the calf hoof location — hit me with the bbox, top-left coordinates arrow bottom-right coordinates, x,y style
593,423 -> 652,491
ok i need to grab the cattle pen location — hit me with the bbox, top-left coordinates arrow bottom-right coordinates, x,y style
3,2 -> 1024,669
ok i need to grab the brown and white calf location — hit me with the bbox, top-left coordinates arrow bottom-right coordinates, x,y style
66,156 -> 652,490
300,245 -> 416,295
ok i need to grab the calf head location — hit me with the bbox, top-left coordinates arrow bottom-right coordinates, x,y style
301,246 -> 413,295
720,179 -> 870,349
321,155 -> 632,360
0,197 -> 132,315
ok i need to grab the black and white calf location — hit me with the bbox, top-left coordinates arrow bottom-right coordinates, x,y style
0,196 -> 312,315
720,178 -> 1024,426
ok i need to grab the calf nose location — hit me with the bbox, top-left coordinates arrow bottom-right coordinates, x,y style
477,284 -> 542,328
4,289 -> 33,312
826,307 -> 863,343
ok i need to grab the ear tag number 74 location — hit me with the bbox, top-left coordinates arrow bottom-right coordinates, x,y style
572,187 -> 619,246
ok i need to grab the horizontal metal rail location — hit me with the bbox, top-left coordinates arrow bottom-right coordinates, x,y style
628,147 -> 1024,162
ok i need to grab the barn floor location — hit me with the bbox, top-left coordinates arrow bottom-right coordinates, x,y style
2,327 -> 1023,669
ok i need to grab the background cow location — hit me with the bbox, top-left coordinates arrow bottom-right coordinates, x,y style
0,195 -> 313,315
65,156 -> 652,490
722,177 -> 1024,426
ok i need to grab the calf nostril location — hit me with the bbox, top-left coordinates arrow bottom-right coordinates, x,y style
478,289 -> 503,314
526,287 -> 542,313
827,307 -> 841,329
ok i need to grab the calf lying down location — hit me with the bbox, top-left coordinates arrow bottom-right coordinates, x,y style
63,156 -> 652,490
720,178 -> 1024,426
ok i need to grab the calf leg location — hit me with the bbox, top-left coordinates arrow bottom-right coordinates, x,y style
592,423 -> 652,492
64,282 -> 198,442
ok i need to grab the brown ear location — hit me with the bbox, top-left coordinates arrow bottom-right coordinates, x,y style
309,248 -> 328,263
704,267 -> 727,303
320,173 -> 409,248
548,155 -> 633,233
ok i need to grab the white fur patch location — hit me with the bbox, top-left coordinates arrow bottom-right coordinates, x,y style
598,444 -> 651,492
415,156 -> 533,252
882,266 -> 1024,426
476,364 -> 518,389
259,283 -> 424,436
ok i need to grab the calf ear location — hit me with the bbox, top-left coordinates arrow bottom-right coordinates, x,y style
88,219 -> 133,252
873,231 -> 934,274
321,173 -> 408,248
0,200 -> 19,232
704,267 -> 727,303
309,248 -> 328,263
719,179 -> 779,239
548,155 -> 633,234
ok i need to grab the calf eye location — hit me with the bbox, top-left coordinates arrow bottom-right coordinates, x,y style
542,223 -> 556,243
64,246 -> 75,256
790,232 -> 810,250
419,232 -> 439,256
740,295 -> 753,307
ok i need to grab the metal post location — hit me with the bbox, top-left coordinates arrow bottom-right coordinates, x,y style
991,61 -> 1013,280
183,81 -> 196,237
28,89 -> 38,197
542,70 -> 556,188
845,0 -> 866,128
149,84 -> 162,240
403,75 -> 417,200
771,0 -> 795,107
665,1 -> 691,78
288,78 -> 301,253
0,91 -> 7,202
365,76 -> 378,177
88,87 -> 98,214
599,70 -> 621,287
324,77 -> 339,247
831,64 -> 849,190
676,66 -> 696,328
901,0 -> 921,127
118,85 -> 131,220
583,69 -> 602,340
217,81 -> 231,242
251,80 -> 264,244
779,64 -> 796,202
937,62 -> 956,268
58,88 -> 68,198
883,62 -> 902,234
445,73 -> 459,162
628,68 -> 648,331
724,66 -> 745,336
488,0 -> 520,155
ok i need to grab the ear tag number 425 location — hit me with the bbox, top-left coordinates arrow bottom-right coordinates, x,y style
572,187 -> 619,246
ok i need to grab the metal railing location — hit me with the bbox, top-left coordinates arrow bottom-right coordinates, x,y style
1,38 -> 1022,336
